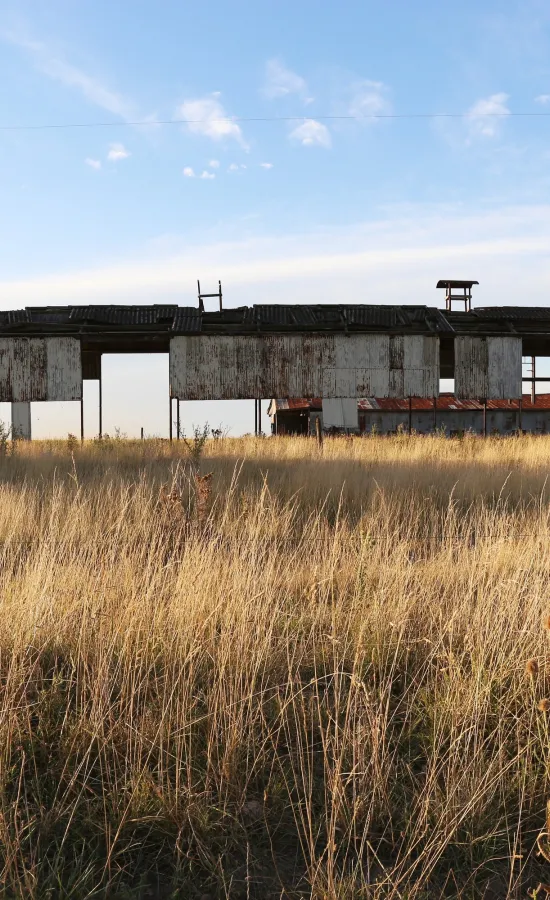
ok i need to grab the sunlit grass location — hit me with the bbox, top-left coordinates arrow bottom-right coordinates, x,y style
0,434 -> 550,896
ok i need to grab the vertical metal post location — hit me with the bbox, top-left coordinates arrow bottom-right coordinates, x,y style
408,396 -> 412,435
141,427 -> 144,440
254,399 -> 258,435
80,391 -> 84,443
176,399 -> 180,439
257,398 -> 261,435
315,415 -> 323,447
169,394 -> 173,442
531,356 -> 536,406
98,362 -> 103,439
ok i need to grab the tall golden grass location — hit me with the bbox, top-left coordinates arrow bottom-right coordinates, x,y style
1,433 -> 550,897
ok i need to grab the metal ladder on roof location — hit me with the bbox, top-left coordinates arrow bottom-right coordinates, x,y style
522,356 -> 536,404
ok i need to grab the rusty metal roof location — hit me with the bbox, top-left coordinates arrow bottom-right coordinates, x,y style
271,394 -> 550,413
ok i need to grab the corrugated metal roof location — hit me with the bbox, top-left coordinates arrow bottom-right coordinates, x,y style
271,398 -> 322,411
69,306 -> 178,325
171,309 -> 202,333
0,302 -> 550,340
473,307 -> 550,320
361,394 -> 550,411
272,393 -> 550,413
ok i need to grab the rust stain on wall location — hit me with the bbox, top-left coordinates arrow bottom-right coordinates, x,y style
0,337 -> 82,402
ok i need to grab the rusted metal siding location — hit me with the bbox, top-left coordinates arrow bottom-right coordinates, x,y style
454,336 -> 522,399
170,334 -> 440,400
0,338 -> 82,402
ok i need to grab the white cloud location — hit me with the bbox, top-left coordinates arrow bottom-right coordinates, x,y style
289,119 -> 331,148
175,95 -> 247,147
263,58 -> 308,100
467,92 -> 510,138
107,142 -> 130,161
183,167 -> 215,180
348,79 -> 391,120
3,31 -> 136,121
228,163 -> 239,172
209,159 -> 220,168
535,94 -> 550,105
260,162 -> 274,169
85,158 -> 101,170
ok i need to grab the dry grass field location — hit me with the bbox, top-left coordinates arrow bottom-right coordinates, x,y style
2,432 -> 550,897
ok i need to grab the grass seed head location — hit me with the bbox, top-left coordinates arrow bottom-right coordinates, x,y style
538,699 -> 550,713
526,658 -> 539,678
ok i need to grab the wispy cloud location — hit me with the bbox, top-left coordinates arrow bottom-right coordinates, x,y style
289,119 -> 331,148
535,94 -> 550,105
5,205 -> 550,307
107,142 -> 130,161
209,159 -> 220,168
175,95 -> 247,147
3,30 -> 136,121
348,79 -> 391,120
228,163 -> 239,172
260,162 -> 274,169
183,166 -> 216,180
85,158 -> 101,170
467,92 -> 510,138
263,58 -> 309,101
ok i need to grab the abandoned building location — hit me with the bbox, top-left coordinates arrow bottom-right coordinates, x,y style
267,394 -> 550,436
2,279 -> 550,439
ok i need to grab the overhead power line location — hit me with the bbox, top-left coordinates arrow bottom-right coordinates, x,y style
0,111 -> 549,131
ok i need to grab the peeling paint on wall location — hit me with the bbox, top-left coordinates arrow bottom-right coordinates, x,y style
170,334 -> 440,400
454,336 -> 522,399
0,338 -> 82,402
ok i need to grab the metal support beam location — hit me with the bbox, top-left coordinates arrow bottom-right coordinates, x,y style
80,393 -> 84,442
169,395 -> 173,442
12,402 -> 31,441
98,361 -> 103,439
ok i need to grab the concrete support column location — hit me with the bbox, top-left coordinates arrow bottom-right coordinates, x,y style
12,402 -> 31,440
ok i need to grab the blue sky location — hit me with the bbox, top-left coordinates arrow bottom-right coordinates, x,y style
1,0 -> 550,436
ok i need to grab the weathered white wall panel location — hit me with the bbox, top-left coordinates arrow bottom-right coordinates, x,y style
322,399 -> 359,430
46,337 -> 82,400
454,336 -> 522,399
170,334 -> 440,400
0,338 -> 82,402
